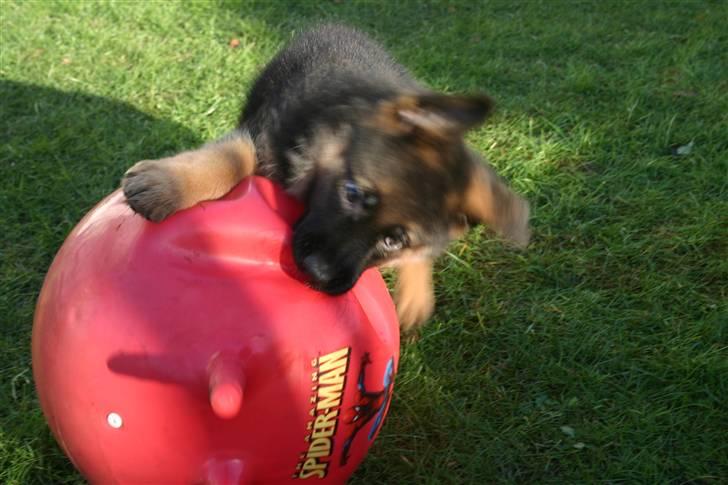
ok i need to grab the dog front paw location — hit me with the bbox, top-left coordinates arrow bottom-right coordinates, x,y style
504,195 -> 531,249
395,286 -> 435,335
122,160 -> 182,223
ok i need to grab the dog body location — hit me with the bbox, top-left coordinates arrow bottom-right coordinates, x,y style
122,25 -> 530,331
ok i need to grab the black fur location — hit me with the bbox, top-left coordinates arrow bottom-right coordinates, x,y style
240,24 -> 421,182
239,24 -> 494,295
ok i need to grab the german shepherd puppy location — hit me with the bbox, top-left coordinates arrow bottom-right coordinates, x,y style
122,24 -> 530,332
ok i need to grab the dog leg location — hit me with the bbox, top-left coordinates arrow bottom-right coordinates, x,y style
122,130 -> 256,222
463,152 -> 530,248
395,259 -> 435,333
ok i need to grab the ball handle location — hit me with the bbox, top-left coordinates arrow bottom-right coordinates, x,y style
207,352 -> 245,419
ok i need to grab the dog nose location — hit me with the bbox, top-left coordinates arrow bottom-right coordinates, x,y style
301,254 -> 335,284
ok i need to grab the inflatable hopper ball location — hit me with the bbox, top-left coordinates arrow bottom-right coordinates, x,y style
32,176 -> 400,484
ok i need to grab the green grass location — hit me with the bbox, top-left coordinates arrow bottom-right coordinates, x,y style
2,0 -> 727,483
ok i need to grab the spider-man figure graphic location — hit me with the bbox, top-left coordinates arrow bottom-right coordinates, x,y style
340,353 -> 395,466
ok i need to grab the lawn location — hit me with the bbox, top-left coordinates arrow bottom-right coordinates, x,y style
1,0 -> 726,483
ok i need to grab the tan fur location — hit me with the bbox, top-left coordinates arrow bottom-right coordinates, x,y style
413,141 -> 448,170
122,132 -> 256,222
369,96 -> 418,135
395,259 -> 435,333
462,159 -> 530,248
373,94 -> 493,141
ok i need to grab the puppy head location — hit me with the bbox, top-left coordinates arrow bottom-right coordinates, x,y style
292,93 -> 530,295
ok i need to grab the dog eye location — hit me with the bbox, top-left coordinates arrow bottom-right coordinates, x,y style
380,227 -> 408,252
363,193 -> 379,209
382,236 -> 403,251
343,180 -> 379,210
343,181 -> 363,204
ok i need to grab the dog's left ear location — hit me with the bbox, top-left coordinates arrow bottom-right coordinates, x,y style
399,94 -> 494,137
459,150 -> 531,248
377,94 -> 494,138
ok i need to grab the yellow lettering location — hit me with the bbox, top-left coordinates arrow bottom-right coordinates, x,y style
296,348 -> 352,478
314,409 -> 338,428
298,467 -> 326,479
311,410 -> 338,439
318,367 -> 346,386
312,426 -> 335,440
300,458 -> 326,478
306,437 -> 331,458
316,383 -> 343,411
317,347 -> 350,373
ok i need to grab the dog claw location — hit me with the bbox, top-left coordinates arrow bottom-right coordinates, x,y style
121,160 -> 181,223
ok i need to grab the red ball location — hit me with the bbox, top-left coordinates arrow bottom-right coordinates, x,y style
32,177 -> 400,484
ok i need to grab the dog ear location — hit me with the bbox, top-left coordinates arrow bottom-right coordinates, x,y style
375,94 -> 494,138
460,150 -> 530,248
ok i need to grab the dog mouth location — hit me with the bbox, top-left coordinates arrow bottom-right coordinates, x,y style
292,214 -> 371,295
292,237 -> 363,295
305,276 -> 357,296
294,252 -> 361,296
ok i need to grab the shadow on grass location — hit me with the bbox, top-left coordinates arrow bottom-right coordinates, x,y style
0,79 -> 201,484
